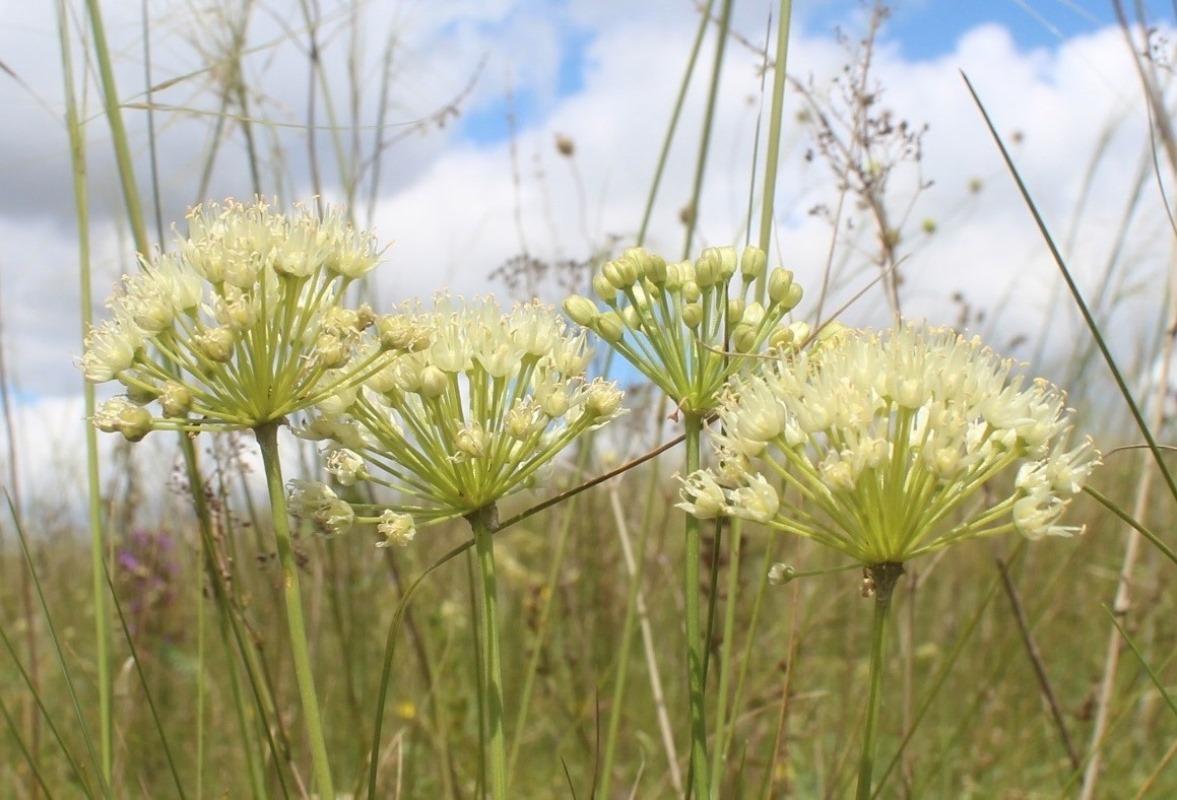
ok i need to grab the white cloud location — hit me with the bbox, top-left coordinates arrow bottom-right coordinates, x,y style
1,1 -> 1172,505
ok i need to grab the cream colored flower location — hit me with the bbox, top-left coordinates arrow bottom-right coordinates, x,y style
678,324 -> 1100,563
295,295 -> 626,529
80,197 -> 387,437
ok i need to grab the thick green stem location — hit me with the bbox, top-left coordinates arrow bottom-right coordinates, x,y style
470,505 -> 508,800
254,421 -> 334,798
684,412 -> 710,798
856,562 -> 904,800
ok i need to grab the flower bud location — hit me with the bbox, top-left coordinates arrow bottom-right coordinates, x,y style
124,379 -> 158,406
592,272 -> 618,304
596,311 -> 624,342
727,298 -> 745,325
645,254 -> 668,285
731,323 -> 759,353
682,280 -> 701,303
603,253 -> 639,290
682,302 -> 703,329
713,246 -> 737,282
695,249 -> 721,288
159,381 -> 193,417
622,306 -> 642,330
419,364 -> 448,399
781,283 -> 803,312
664,261 -> 685,291
378,315 -> 431,352
740,246 -> 767,282
768,325 -> 794,351
563,295 -> 600,328
767,268 -> 794,306
455,424 -> 487,458
196,326 -> 235,362
538,381 -> 571,418
742,301 -> 766,328
313,333 -> 351,369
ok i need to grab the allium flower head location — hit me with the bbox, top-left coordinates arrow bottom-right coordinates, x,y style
294,295 -> 626,529
80,198 -> 386,437
564,245 -> 804,413
677,324 -> 1100,564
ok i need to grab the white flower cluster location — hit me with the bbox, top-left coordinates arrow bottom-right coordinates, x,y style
678,324 -> 1100,563
81,198 -> 385,437
292,295 -> 626,529
564,245 -> 805,413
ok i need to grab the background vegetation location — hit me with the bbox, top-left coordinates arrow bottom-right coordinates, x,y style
1,1 -> 1175,797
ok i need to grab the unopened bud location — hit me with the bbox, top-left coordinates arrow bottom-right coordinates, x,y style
767,268 -> 795,306
731,323 -> 759,353
727,298 -> 745,325
563,295 -> 600,328
740,246 -> 767,282
159,381 -> 193,417
196,326 -> 235,362
592,272 -> 618,304
596,311 -> 624,342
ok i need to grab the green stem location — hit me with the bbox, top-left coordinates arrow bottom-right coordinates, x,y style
470,504 -> 508,800
685,412 -> 710,799
856,562 -> 904,800
254,421 -> 334,798
709,517 -> 742,795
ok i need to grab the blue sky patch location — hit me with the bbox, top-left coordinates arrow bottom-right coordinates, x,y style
801,0 -> 1173,60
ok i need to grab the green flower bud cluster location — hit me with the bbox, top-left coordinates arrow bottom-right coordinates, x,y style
81,198 -> 387,437
292,295 -> 627,529
564,245 -> 803,413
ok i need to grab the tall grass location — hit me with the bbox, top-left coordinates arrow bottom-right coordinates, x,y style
2,1 -> 1176,798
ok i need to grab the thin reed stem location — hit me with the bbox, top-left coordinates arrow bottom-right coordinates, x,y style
603,476 -> 683,795
856,562 -> 903,800
756,0 -> 794,270
507,501 -> 576,786
254,421 -> 335,798
59,1 -> 112,784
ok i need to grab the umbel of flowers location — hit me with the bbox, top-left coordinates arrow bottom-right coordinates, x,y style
80,197 -> 388,799
292,294 -> 625,540
292,294 -> 625,800
565,243 -> 805,800
678,323 -> 1100,561
677,322 -> 1100,799
564,244 -> 805,413
82,197 -> 385,439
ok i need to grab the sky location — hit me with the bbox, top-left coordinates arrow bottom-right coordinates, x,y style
0,0 -> 1175,509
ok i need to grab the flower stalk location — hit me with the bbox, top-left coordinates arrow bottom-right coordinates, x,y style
256,421 -> 334,798
856,561 -> 904,800
684,411 -> 710,799
470,505 -> 508,799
